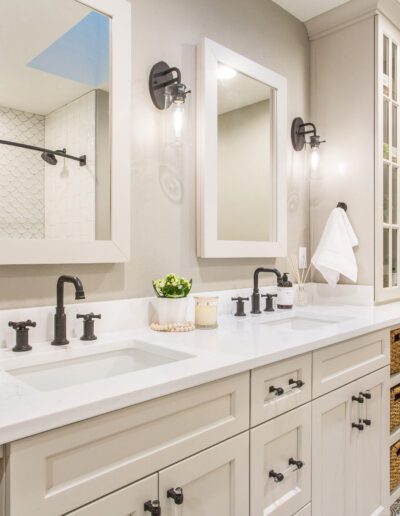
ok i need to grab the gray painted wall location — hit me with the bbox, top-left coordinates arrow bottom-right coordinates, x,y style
0,0 -> 310,309
310,17 -> 375,286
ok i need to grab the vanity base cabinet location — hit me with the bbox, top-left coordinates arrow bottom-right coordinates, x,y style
250,404 -> 311,516
158,432 -> 249,516
67,474 -> 158,516
6,373 -> 249,516
312,367 -> 389,516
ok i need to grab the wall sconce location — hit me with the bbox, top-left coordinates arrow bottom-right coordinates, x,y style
291,117 -> 326,171
149,61 -> 191,142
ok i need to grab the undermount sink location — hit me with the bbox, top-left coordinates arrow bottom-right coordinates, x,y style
6,342 -> 193,392
260,313 -> 352,331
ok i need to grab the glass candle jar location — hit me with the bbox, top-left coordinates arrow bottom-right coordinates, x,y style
194,296 -> 218,329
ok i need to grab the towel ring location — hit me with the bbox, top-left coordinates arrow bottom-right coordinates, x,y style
337,202 -> 347,211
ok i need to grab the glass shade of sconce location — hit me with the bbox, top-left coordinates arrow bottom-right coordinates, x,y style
149,61 -> 191,146
164,83 -> 188,143
217,64 -> 237,80
291,117 -> 325,176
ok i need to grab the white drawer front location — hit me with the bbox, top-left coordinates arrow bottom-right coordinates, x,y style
250,404 -> 311,516
312,330 -> 389,397
8,373 -> 249,516
68,474 -> 158,516
251,353 -> 311,426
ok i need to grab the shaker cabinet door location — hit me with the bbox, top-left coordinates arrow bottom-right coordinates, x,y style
250,404 -> 311,516
158,432 -> 249,516
312,367 -> 389,516
353,367 -> 389,516
67,474 -> 158,516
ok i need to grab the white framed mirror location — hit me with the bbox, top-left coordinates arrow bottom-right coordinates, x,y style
197,38 -> 287,258
0,0 -> 131,264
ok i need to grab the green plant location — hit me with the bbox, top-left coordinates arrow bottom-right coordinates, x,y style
153,273 -> 192,298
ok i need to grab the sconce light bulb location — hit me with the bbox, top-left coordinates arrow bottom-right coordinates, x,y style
173,103 -> 185,140
217,65 -> 237,80
310,147 -> 320,171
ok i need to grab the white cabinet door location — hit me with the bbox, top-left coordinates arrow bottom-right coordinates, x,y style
353,368 -> 389,516
250,404 -> 311,516
158,432 -> 249,516
312,367 -> 389,516
67,474 -> 158,515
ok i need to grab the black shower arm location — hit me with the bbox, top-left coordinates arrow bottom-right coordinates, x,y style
0,139 -> 86,165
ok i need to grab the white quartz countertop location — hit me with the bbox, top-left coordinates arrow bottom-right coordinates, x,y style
1,302 -> 400,445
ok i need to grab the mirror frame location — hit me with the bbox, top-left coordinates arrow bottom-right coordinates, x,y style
0,0 -> 131,264
197,38 -> 287,258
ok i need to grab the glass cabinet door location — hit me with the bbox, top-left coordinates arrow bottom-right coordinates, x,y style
378,18 -> 400,300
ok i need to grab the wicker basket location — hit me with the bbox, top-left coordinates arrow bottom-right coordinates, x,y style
391,441 -> 400,492
391,328 -> 400,375
391,385 -> 400,433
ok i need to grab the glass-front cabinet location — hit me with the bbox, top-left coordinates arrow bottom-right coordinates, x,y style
376,17 -> 400,302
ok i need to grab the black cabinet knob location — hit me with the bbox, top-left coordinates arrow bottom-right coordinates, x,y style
288,457 -> 304,470
352,422 -> 364,431
360,391 -> 371,400
289,378 -> 304,389
363,418 -> 372,426
269,385 -> 284,396
167,487 -> 184,505
351,395 -> 364,404
144,500 -> 161,515
269,470 -> 284,483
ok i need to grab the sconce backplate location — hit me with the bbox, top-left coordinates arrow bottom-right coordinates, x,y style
291,117 -> 306,151
149,61 -> 173,110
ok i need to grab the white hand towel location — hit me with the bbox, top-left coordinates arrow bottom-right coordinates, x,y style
311,208 -> 358,288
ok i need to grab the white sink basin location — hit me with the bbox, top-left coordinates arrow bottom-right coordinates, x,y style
6,342 -> 193,392
260,313 -> 352,331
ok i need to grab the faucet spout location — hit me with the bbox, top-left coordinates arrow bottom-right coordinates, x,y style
52,275 -> 85,346
251,268 -> 282,314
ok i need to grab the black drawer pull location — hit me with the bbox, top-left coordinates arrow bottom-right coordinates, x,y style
288,457 -> 304,470
362,418 -> 372,426
167,487 -> 184,505
269,470 -> 284,482
144,500 -> 161,515
289,378 -> 304,388
360,391 -> 371,400
351,395 -> 364,404
352,422 -> 364,431
269,385 -> 284,396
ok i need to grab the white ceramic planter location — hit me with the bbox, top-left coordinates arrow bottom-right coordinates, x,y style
153,297 -> 189,324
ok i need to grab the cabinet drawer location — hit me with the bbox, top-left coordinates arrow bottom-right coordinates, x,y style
312,330 -> 389,397
250,404 -> 311,516
67,474 -> 158,515
251,353 -> 311,426
7,372 -> 249,516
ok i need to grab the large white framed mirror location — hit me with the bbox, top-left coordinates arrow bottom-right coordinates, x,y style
197,38 -> 287,258
0,0 -> 131,264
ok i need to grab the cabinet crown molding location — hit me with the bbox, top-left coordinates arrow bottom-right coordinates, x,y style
306,0 -> 400,40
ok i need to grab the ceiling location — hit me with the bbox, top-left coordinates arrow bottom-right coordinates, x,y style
0,0 -> 109,116
271,0 -> 351,22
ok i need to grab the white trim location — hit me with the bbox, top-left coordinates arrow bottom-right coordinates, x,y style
0,0 -> 131,264
196,38 -> 287,258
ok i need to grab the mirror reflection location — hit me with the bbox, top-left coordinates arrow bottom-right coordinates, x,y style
0,0 -> 111,240
217,64 -> 276,242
